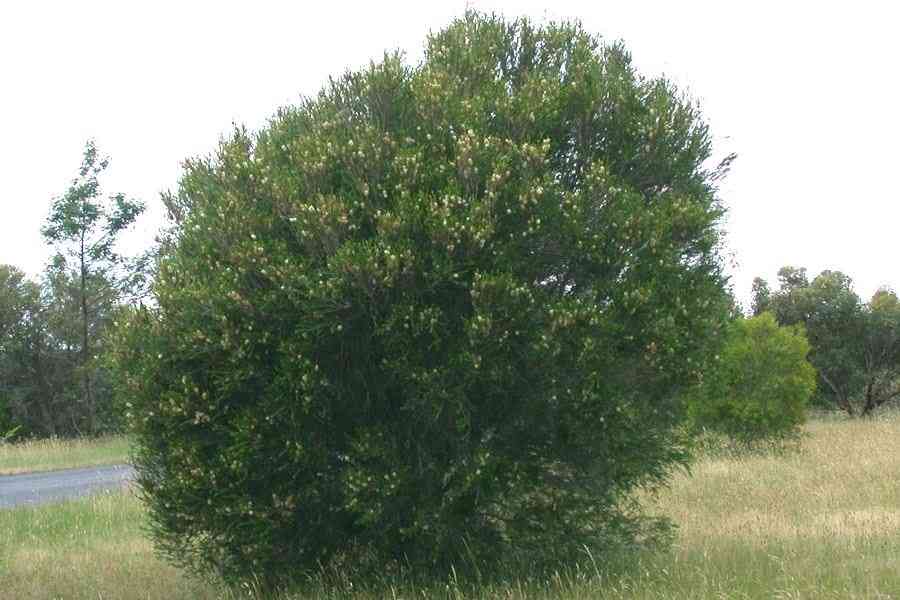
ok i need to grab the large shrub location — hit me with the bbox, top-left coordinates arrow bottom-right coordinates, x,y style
687,312 -> 816,442
110,13 -> 732,585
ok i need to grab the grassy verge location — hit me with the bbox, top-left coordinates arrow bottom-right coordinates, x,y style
0,490 -> 223,600
0,435 -> 131,475
3,414 -> 899,598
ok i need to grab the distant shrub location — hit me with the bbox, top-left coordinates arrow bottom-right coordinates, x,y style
109,12 -> 732,588
687,312 -> 816,442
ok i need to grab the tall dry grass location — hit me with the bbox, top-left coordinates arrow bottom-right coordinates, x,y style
0,435 -> 130,475
0,490 -> 224,600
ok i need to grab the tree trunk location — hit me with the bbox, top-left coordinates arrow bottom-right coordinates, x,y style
820,372 -> 854,416
861,382 -> 900,417
861,381 -> 875,416
80,226 -> 95,435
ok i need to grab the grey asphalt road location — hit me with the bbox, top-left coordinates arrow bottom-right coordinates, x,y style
0,464 -> 135,509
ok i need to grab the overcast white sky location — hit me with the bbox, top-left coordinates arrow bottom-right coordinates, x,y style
2,0 -> 897,306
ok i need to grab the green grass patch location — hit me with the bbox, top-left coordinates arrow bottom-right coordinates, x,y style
0,435 -> 131,475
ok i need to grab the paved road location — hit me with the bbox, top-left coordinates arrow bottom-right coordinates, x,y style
0,464 -> 135,509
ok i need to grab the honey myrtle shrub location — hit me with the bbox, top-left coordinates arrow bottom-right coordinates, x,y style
109,14 -> 733,586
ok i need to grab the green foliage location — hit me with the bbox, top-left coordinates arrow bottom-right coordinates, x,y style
0,143 -> 145,439
762,268 -> 900,416
750,277 -> 770,316
40,140 -> 145,435
109,13 -> 732,586
687,313 -> 816,442
0,264 -> 46,436
0,263 -> 95,437
860,288 -> 900,410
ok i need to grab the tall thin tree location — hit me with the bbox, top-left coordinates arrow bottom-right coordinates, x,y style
42,140 -> 144,434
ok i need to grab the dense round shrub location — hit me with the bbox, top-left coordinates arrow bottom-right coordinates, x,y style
109,13 -> 732,586
687,312 -> 816,442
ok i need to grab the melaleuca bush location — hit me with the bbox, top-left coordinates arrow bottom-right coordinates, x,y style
108,12 -> 732,586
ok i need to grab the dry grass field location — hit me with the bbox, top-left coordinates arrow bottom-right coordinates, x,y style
0,435 -> 130,475
1,414 -> 898,599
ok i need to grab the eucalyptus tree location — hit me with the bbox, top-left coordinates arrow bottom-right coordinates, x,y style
42,141 -> 144,434
0,264 -> 74,437
762,269 -> 900,415
0,265 -> 40,436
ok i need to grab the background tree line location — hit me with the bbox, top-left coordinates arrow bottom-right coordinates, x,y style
751,267 -> 900,416
0,141 -> 146,438
689,266 -> 900,446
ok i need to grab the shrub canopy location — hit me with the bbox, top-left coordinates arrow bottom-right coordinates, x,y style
110,13 -> 732,585
687,313 -> 816,442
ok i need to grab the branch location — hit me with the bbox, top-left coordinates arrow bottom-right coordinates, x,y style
819,371 -> 854,415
